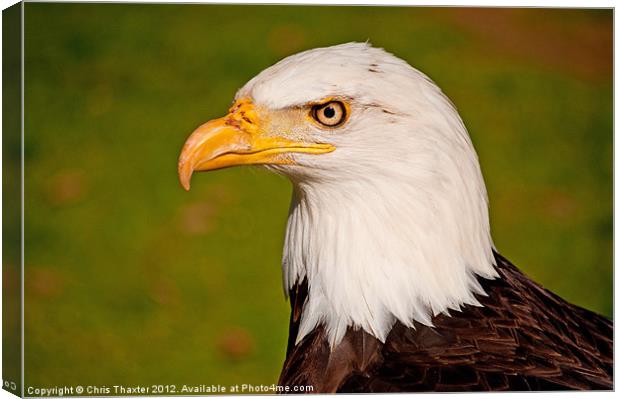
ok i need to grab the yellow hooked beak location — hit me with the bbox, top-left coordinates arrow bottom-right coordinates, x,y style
178,99 -> 335,190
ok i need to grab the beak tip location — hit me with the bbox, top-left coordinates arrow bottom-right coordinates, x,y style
178,160 -> 193,191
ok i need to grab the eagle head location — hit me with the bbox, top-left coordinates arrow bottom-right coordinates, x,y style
178,42 -> 497,347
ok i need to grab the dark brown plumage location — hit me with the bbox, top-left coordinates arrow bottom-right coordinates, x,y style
278,252 -> 613,392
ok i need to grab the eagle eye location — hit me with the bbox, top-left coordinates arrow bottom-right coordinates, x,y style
311,101 -> 347,127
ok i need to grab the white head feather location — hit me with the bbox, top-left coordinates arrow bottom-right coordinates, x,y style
236,42 -> 497,347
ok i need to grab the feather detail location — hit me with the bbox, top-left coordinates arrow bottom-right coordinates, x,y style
279,253 -> 613,392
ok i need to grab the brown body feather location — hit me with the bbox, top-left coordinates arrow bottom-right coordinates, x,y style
278,252 -> 613,392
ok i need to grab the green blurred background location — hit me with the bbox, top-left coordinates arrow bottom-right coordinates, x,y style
14,3 -> 613,391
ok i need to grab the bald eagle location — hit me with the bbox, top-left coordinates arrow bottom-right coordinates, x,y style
178,43 -> 612,392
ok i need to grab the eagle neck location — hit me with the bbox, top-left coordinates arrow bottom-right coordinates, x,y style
282,176 -> 497,348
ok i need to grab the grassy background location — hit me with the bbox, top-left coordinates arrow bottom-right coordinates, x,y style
18,3 -> 611,391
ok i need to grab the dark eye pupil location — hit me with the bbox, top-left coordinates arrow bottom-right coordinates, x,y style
323,106 -> 336,118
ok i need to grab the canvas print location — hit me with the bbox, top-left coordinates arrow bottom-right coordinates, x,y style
2,2 -> 613,395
